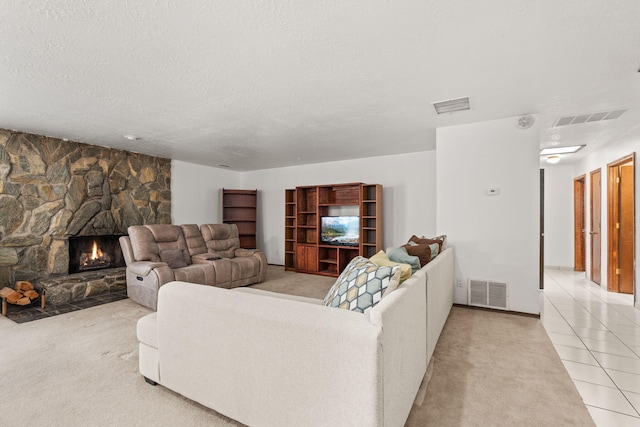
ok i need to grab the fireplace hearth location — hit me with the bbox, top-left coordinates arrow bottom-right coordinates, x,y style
68,235 -> 125,275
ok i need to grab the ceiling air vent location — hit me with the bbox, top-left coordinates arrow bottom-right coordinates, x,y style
432,97 -> 470,114
553,109 -> 627,127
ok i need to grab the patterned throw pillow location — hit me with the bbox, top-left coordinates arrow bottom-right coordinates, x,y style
323,256 -> 401,313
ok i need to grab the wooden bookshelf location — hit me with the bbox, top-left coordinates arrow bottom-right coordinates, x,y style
222,189 -> 257,249
284,189 -> 296,270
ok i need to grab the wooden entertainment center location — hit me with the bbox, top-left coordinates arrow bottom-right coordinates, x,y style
284,182 -> 382,277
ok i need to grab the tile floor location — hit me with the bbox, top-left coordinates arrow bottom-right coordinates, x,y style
542,268 -> 640,426
2,290 -> 128,323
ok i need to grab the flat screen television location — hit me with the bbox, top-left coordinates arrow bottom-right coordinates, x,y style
320,216 -> 359,246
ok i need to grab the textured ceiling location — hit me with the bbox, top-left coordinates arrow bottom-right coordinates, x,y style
1,1 -> 639,171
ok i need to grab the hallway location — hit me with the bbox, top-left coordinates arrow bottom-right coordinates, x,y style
542,268 -> 640,426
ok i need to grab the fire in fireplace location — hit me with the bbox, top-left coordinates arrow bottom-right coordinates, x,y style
68,235 -> 125,274
79,240 -> 111,270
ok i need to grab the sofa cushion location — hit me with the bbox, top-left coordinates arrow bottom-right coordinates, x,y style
323,256 -> 401,313
201,224 -> 240,258
409,235 -> 444,253
160,249 -> 188,269
173,264 -> 216,285
387,247 -> 420,273
407,240 -> 440,262
233,287 -> 322,305
402,243 -> 431,267
181,224 -> 208,256
369,250 -> 412,283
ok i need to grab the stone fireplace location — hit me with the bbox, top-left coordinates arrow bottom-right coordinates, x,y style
0,129 -> 172,305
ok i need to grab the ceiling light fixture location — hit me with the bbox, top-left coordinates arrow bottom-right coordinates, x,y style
432,97 -> 470,114
540,145 -> 585,155
124,135 -> 141,141
546,155 -> 560,164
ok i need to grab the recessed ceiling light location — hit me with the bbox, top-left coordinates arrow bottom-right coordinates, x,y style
432,97 -> 470,114
546,155 -> 560,164
124,135 -> 141,141
540,145 -> 585,155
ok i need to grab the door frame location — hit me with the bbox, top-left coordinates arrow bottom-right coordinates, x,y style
590,169 -> 602,284
607,153 -> 635,294
540,169 -> 545,289
574,175 -> 586,271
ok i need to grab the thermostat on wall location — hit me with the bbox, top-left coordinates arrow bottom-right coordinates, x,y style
485,188 -> 500,196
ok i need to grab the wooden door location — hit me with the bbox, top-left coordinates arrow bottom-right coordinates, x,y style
590,169 -> 602,284
607,155 -> 635,294
574,176 -> 586,271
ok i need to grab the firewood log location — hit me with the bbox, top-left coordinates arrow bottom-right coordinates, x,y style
16,296 -> 31,305
15,281 -> 34,291
24,290 -> 39,300
0,287 -> 14,298
6,291 -> 23,304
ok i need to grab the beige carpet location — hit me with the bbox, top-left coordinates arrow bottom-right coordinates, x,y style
0,266 -> 593,426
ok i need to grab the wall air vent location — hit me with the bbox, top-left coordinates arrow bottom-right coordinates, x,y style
432,97 -> 470,114
468,279 -> 509,310
553,109 -> 627,127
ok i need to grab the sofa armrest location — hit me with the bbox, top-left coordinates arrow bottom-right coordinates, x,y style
234,248 -> 259,257
127,261 -> 169,276
156,281 -> 383,427
191,253 -> 222,262
234,249 -> 267,282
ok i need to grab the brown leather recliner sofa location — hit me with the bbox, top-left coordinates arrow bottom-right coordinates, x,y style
184,223 -> 267,289
120,223 -> 267,310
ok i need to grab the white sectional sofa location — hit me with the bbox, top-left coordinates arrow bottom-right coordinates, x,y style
136,246 -> 454,427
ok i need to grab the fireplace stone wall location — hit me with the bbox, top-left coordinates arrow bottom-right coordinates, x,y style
0,129 -> 172,285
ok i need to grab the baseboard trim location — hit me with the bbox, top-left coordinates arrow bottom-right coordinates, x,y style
453,303 -> 541,319
544,265 -> 575,271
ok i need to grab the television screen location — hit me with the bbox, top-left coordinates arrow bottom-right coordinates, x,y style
321,216 -> 359,246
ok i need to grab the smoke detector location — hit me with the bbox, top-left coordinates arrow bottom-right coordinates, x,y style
516,115 -> 534,129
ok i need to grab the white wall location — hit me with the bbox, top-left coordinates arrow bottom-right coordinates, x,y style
542,164 -> 576,268
436,116 -> 540,315
171,160 -> 241,225
241,151 -> 437,265
573,128 -> 640,306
